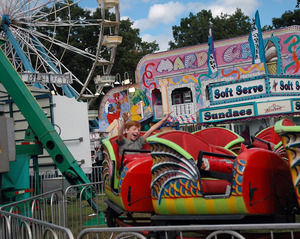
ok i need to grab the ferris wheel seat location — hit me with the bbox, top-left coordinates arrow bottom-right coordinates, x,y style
98,0 -> 119,9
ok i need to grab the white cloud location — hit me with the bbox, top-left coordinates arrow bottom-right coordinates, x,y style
133,19 -> 153,31
211,0 -> 260,17
133,0 -> 260,33
121,16 -> 131,21
142,33 -> 173,52
127,0 -> 262,52
186,0 -> 260,17
133,1 -> 186,31
119,0 -> 139,12
148,2 -> 186,24
84,7 -> 97,14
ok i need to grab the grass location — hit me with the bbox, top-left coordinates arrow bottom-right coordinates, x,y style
65,193 -> 108,237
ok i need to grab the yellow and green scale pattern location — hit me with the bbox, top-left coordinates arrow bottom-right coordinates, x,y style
150,143 -> 248,215
102,151 -> 125,209
276,131 -> 300,204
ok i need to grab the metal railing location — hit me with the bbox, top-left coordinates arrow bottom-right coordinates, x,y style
77,223 -> 300,239
29,165 -> 103,195
64,182 -> 105,234
0,210 -> 74,239
0,189 -> 66,226
6,165 -> 300,239
0,181 -> 105,238
0,189 -> 71,239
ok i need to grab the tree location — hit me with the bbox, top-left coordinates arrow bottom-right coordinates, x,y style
213,9 -> 251,40
169,8 -> 251,50
271,9 -> 300,29
169,10 -> 212,49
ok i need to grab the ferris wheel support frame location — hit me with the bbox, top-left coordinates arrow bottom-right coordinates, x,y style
2,19 -> 35,72
77,0 -> 121,104
2,19 -> 46,89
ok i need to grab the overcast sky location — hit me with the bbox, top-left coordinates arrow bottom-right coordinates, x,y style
83,0 -> 297,51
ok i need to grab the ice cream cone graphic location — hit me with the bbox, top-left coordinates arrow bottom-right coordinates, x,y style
265,40 -> 278,74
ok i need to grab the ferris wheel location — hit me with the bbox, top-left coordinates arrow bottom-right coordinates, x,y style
0,0 -> 122,102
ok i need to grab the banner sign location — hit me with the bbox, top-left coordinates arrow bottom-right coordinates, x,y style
209,76 -> 267,105
199,104 -> 255,123
269,77 -> 300,95
248,10 -> 266,64
207,23 -> 218,75
293,100 -> 300,112
208,75 -> 300,106
199,98 -> 299,123
256,100 -> 292,115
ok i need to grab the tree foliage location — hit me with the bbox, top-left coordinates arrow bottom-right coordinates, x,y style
169,10 -> 212,49
169,8 -> 251,50
168,5 -> 300,50
271,9 -> 300,28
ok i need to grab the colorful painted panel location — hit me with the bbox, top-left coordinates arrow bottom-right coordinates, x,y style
98,86 -> 153,133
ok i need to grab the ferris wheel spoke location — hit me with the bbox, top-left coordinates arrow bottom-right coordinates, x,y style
11,0 -> 55,20
15,19 -> 101,65
23,20 -> 101,27
14,24 -> 98,61
1,0 -> 121,101
16,29 -> 94,95
29,0 -> 84,23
